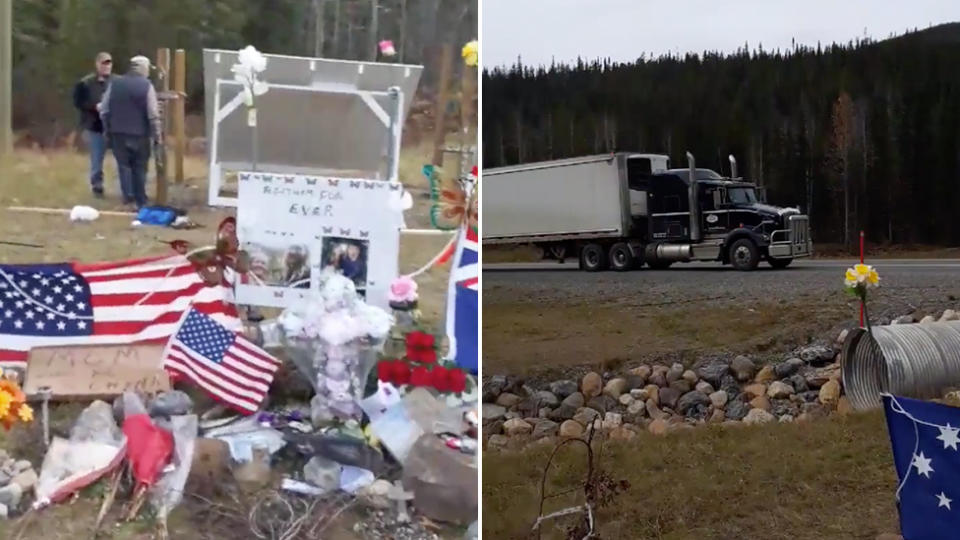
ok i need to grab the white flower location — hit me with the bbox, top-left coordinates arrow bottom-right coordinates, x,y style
237,45 -> 267,73
231,45 -> 269,108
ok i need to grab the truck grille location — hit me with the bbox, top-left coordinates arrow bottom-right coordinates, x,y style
789,215 -> 810,254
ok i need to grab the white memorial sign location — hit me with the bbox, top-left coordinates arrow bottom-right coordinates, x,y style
235,171 -> 402,310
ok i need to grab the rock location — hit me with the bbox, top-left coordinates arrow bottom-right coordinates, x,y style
495,393 -> 522,409
837,329 -> 849,344
695,360 -> 730,387
730,356 -> 756,382
893,315 -> 915,325
652,364 -> 669,377
13,460 -> 30,474
0,502 -> 6,519
532,420 -> 559,439
625,375 -> 647,390
148,390 -> 194,417
630,365 -> 652,380
11,469 -> 36,492
920,315 -> 936,324
602,412 -> 623,430
648,419 -> 669,435
562,392 -> 585,408
787,374 -> 809,393
482,404 -> 506,421
750,395 -> 772,411
719,374 -> 741,398
609,426 -> 637,441
800,344 -> 836,365
709,408 -> 726,423
618,394 -> 635,406
743,408 -> 776,425
548,404 -> 578,421
358,479 -> 393,509
725,398 -> 750,421
942,309 -> 959,322
659,387 -> 681,410
666,363 -> 684,383
767,381 -> 795,399
482,375 -> 507,402
779,414 -> 795,423
573,408 -> 600,426
533,391 -> 559,408
559,420 -> 584,438
649,373 -> 667,388
487,420 -> 504,435
627,400 -> 646,416
805,363 -> 841,388
586,395 -> 617,414
802,402 -> 830,420
643,385 -> 660,406
70,400 -> 123,445
548,380 -> 578,399
709,390 -> 729,409
754,365 -> 776,383
819,380 -> 842,407
503,418 -> 533,437
774,359 -> 803,379
581,372 -> 603,399
682,370 -> 699,385
669,378 -> 692,394
743,383 -> 767,399
0,483 -> 22,508
837,396 -> 854,415
603,378 -> 628,398
539,408 -> 551,418
487,435 -> 509,449
695,381 -> 714,395
677,391 -> 711,415
646,400 -> 669,420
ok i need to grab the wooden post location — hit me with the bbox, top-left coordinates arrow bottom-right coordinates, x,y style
458,62 -> 476,177
155,48 -> 170,204
173,49 -> 186,184
0,0 -> 11,158
431,44 -> 453,166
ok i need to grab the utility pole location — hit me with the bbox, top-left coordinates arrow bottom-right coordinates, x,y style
0,0 -> 12,158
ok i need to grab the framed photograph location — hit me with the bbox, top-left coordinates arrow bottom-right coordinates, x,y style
320,237 -> 369,292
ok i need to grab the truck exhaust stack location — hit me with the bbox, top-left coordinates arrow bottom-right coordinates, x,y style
729,154 -> 738,179
687,152 -> 701,243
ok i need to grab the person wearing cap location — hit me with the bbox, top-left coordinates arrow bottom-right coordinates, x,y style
72,52 -> 114,198
100,55 -> 162,209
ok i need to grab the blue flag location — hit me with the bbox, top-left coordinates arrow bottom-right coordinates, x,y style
883,394 -> 960,539
444,226 -> 478,374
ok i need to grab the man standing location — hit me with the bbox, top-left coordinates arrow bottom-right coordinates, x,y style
72,52 -> 113,198
100,55 -> 161,209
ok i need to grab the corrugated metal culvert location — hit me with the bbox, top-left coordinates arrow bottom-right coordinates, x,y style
842,321 -> 960,410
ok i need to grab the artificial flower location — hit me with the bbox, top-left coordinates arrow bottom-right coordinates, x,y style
462,40 -> 478,67
447,368 -> 468,394
379,40 -> 396,57
17,404 -> 32,423
410,366 -> 431,387
389,276 -> 419,304
844,263 -> 880,289
430,365 -> 450,392
0,390 -> 12,419
406,331 -> 437,364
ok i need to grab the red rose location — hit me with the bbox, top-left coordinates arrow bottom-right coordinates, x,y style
410,366 -> 431,387
447,368 -> 467,393
377,360 -> 394,382
391,360 -> 411,385
405,331 -> 437,364
430,366 -> 449,392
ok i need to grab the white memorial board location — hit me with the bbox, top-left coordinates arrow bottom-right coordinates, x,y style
235,171 -> 402,310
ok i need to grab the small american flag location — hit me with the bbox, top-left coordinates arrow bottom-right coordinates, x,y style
0,256 -> 239,367
163,308 -> 280,414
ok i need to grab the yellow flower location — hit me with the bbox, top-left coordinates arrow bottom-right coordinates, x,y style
0,391 -> 12,419
462,40 -> 478,67
844,263 -> 880,288
17,404 -> 33,423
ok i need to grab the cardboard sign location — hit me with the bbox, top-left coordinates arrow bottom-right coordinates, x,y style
24,344 -> 170,399
235,172 -> 402,310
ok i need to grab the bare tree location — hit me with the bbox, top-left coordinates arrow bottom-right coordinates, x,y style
368,0 -> 379,61
829,92 -> 855,248
313,0 -> 327,56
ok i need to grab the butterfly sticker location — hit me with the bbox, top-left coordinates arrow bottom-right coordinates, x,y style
426,164 -> 478,233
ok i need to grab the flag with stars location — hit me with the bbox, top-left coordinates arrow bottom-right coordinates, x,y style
0,256 -> 240,367
883,393 -> 960,539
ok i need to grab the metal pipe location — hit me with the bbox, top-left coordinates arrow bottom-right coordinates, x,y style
728,154 -> 738,179
686,152 -> 700,242
842,321 -> 960,410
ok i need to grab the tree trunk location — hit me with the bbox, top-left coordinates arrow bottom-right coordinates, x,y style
398,0 -> 407,62
515,111 -> 524,164
844,167 -> 850,248
332,0 -> 341,57
368,0 -> 379,61
313,0 -> 326,57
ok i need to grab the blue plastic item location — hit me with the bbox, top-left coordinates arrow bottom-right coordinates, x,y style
136,206 -> 180,226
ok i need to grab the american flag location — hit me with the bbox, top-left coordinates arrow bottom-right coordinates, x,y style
163,308 -> 279,414
445,226 -> 478,374
0,255 -> 240,367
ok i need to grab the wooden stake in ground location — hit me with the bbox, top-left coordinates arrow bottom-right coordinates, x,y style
173,49 -> 186,184
0,0 -> 10,158
431,44 -> 453,167
94,466 -> 124,533
155,48 -> 171,205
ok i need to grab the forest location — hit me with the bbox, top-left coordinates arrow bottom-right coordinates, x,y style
482,23 -> 960,247
11,0 -> 476,143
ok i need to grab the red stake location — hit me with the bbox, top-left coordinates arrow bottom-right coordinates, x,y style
860,231 -> 865,328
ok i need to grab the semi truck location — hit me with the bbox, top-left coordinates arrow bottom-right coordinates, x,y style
483,152 -> 812,271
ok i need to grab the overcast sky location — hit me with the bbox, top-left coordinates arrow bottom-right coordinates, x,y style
482,0 -> 960,68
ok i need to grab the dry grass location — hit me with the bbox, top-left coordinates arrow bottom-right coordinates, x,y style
482,299 -> 848,376
483,412 -> 900,540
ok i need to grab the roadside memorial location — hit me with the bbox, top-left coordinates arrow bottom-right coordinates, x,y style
23,344 -> 170,399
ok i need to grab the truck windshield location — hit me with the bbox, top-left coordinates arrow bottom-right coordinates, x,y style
727,187 -> 758,204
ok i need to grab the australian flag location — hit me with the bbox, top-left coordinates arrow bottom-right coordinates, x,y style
445,226 -> 478,374
883,394 -> 960,539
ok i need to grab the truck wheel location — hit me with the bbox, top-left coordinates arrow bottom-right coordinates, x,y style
609,243 -> 634,271
580,244 -> 607,272
646,260 -> 673,270
769,257 -> 793,269
729,238 -> 760,271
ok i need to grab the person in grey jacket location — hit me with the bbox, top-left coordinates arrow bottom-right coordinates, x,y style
100,55 -> 161,208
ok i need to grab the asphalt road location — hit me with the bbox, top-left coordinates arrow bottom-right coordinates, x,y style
484,259 -> 960,273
